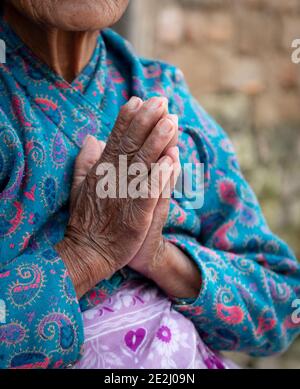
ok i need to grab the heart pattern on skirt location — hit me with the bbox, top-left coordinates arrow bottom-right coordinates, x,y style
124,328 -> 146,352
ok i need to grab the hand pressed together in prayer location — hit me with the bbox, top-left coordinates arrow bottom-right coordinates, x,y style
56,96 -> 202,300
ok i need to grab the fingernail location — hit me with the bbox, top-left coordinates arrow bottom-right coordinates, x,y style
159,118 -> 174,135
83,135 -> 93,147
168,114 -> 178,126
149,97 -> 168,110
161,97 -> 169,111
127,96 -> 143,110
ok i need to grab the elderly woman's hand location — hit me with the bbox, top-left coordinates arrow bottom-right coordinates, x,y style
128,147 -> 202,299
56,97 -> 179,298
128,146 -> 181,275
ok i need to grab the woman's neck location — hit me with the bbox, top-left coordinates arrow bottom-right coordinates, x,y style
4,4 -> 99,83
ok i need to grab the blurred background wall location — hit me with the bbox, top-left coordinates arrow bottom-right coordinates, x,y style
116,0 -> 300,368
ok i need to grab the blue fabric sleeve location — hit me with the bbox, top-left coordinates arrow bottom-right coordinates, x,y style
0,244 -> 84,369
164,65 -> 300,356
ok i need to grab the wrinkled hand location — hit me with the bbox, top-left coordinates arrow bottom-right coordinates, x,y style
128,146 -> 181,277
56,96 -> 179,298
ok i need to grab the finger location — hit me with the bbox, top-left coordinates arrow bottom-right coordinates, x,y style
103,96 -> 143,160
119,96 -> 169,157
133,155 -> 174,213
163,146 -> 181,192
165,145 -> 180,164
72,136 -> 106,191
98,140 -> 107,150
166,146 -> 181,181
131,114 -> 178,170
162,115 -> 179,155
151,157 -> 180,231
150,168 -> 177,234
152,195 -> 171,231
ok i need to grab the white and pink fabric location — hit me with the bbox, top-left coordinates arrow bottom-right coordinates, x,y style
74,281 -> 236,369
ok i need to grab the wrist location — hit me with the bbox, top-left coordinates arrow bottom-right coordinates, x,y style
147,241 -> 202,299
55,237 -> 88,299
55,233 -> 116,299
134,237 -> 169,280
145,238 -> 171,281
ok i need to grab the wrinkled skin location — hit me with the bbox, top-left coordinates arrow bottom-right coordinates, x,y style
6,0 -> 130,30
4,0 -> 130,81
56,97 -> 182,297
4,0 -> 201,300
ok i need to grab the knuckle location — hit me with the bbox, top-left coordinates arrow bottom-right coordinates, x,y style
151,133 -> 166,153
81,156 -> 98,170
119,134 -> 139,155
117,108 -> 129,127
112,108 -> 132,135
134,147 -> 152,166
134,113 -> 151,129
102,139 -> 120,163
120,102 -> 134,117
113,122 -> 126,138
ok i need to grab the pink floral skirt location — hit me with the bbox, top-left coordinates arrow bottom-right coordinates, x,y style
74,281 -> 237,369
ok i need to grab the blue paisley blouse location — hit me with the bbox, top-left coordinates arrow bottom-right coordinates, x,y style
0,15 -> 299,369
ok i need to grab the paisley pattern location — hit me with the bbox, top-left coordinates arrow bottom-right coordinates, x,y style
41,177 -> 58,212
0,322 -> 27,345
51,131 -> 68,167
8,264 -> 45,308
10,352 -> 50,369
0,14 -> 299,369
0,201 -> 25,237
35,97 -> 65,128
37,312 -> 76,352
25,139 -> 46,167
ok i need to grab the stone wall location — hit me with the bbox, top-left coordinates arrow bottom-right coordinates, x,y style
118,0 -> 300,369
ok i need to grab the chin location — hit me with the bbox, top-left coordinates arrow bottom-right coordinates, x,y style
10,0 -> 130,31
49,0 -> 130,31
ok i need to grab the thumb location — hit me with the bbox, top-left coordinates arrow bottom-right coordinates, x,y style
72,135 -> 106,191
